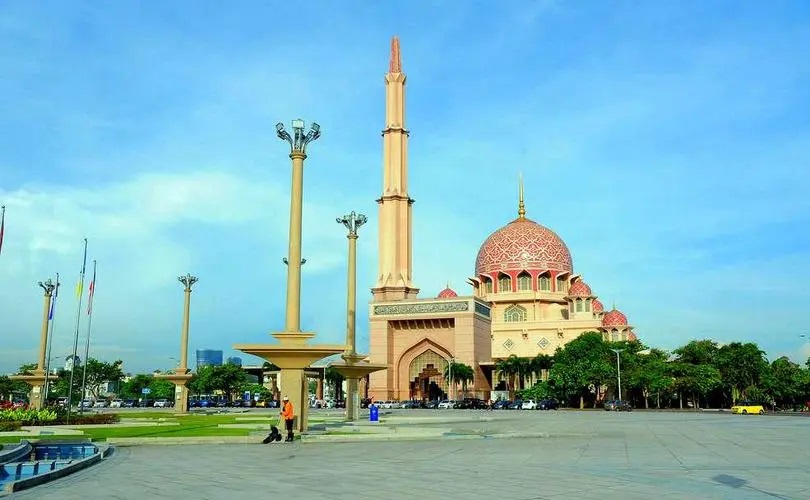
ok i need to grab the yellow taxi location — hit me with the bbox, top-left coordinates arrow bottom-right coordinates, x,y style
730,401 -> 766,415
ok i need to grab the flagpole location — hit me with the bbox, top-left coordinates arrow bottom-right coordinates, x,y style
79,260 -> 96,416
66,238 -> 88,424
43,272 -> 60,403
0,205 -> 5,256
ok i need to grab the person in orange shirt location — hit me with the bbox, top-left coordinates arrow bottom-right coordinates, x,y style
280,395 -> 294,442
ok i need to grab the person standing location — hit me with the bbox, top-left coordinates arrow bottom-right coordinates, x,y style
280,395 -> 295,442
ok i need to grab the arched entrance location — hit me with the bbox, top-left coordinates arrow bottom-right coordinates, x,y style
409,350 -> 448,401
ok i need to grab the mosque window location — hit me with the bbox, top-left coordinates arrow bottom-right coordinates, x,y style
575,298 -> 583,312
498,274 -> 512,293
585,299 -> 591,312
517,272 -> 531,291
504,305 -> 527,322
539,275 -> 551,291
610,329 -> 619,342
484,278 -> 493,293
557,277 -> 567,292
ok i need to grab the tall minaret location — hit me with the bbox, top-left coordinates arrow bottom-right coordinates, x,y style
372,36 -> 419,302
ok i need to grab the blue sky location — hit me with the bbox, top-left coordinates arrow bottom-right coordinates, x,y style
1,1 -> 809,374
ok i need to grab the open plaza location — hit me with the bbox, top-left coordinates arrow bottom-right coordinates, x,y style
5,408 -> 810,499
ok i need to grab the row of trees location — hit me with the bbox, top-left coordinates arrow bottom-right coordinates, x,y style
0,359 -> 126,403
510,332 -> 810,410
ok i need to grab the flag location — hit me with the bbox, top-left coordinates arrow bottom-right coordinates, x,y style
86,261 -> 96,316
75,279 -> 83,299
75,238 -> 88,298
0,205 -> 5,256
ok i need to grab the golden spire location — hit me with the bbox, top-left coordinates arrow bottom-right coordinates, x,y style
518,172 -> 526,219
389,36 -> 401,73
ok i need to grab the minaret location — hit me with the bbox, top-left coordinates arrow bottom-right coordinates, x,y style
518,172 -> 526,220
372,36 -> 419,302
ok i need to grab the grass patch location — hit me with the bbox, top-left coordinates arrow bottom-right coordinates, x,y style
0,412 -> 258,443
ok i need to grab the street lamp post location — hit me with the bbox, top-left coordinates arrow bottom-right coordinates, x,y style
276,119 -> 320,334
611,348 -> 625,402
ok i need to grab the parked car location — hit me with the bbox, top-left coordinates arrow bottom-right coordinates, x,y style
109,399 -> 123,408
538,399 -> 558,410
437,400 -> 455,409
93,400 -> 109,408
604,400 -> 633,411
493,400 -> 511,410
123,400 -> 136,408
731,401 -> 766,415
522,400 -> 538,410
508,400 -> 524,410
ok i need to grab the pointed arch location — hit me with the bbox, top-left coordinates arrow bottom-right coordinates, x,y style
504,304 -> 527,322
517,271 -> 532,291
395,338 -> 453,398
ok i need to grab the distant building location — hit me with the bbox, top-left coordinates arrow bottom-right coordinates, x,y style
196,350 -> 223,369
64,355 -> 81,371
226,357 -> 242,366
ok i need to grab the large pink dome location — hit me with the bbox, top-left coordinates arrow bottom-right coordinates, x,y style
475,218 -> 573,276
602,309 -> 629,328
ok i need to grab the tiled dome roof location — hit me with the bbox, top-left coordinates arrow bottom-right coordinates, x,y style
437,287 -> 457,298
592,299 -> 605,313
568,280 -> 592,297
602,308 -> 629,328
475,218 -> 573,276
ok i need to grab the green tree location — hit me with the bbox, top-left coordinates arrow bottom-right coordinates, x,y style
669,362 -> 721,409
325,366 -> 345,400
210,363 -> 247,401
628,348 -> 672,409
494,356 -> 519,399
188,365 -> 216,396
762,357 -> 805,409
241,382 -> 271,401
120,374 -> 154,399
443,361 -> 474,398
82,358 -> 125,399
549,332 -> 614,408
148,378 -> 175,399
673,340 -> 719,366
714,342 -> 769,404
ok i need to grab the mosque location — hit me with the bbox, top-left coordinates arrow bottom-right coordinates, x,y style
367,38 -> 636,402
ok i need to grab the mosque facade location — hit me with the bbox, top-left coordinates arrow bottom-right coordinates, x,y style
367,38 -> 636,402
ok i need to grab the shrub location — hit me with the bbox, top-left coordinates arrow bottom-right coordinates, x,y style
0,421 -> 21,432
71,413 -> 120,425
0,408 -> 58,425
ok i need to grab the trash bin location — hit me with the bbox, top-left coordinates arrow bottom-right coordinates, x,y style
369,403 -> 379,422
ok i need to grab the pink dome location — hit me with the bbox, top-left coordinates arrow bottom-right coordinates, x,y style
628,331 -> 638,341
602,308 -> 629,328
568,280 -> 592,297
592,299 -> 605,312
437,287 -> 457,298
475,218 -> 573,276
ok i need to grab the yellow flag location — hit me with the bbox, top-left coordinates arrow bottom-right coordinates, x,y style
75,280 -> 83,298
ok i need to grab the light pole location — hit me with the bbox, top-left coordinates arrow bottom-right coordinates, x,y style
43,273 -> 60,403
276,119 -> 320,333
448,357 -> 455,401
177,274 -> 198,373
611,348 -> 625,402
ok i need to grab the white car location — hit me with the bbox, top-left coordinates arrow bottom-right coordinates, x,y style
109,399 -> 123,408
522,400 -> 537,410
154,399 -> 171,408
438,400 -> 455,409
93,400 -> 109,408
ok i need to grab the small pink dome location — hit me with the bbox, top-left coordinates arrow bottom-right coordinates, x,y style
602,308 -> 628,328
592,299 -> 605,312
628,331 -> 638,341
437,287 -> 458,298
568,280 -> 592,297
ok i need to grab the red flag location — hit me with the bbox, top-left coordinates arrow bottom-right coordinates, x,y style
0,205 -> 5,255
87,261 -> 96,315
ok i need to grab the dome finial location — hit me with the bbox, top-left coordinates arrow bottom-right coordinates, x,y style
518,172 -> 526,219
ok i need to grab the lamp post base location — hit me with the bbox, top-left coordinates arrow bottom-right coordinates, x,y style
234,332 -> 344,433
331,354 -> 387,422
155,371 -> 193,413
10,371 -> 49,410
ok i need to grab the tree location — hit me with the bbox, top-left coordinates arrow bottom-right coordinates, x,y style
188,365 -> 216,396
120,374 -> 154,399
494,357 -> 518,399
627,349 -> 672,409
148,379 -> 175,399
714,342 -> 769,404
549,332 -> 614,408
443,361 -> 474,398
325,366 -> 345,400
762,357 -> 805,409
209,363 -> 247,401
673,340 -> 719,366
82,358 -> 125,398
670,362 -> 721,409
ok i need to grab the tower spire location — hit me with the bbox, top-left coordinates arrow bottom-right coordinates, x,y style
518,172 -> 526,219
389,36 -> 401,74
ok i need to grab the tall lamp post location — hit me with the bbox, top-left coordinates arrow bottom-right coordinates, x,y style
330,211 -> 387,421
11,279 -> 56,409
234,119 -> 346,435
611,348 -> 625,402
156,274 -> 197,413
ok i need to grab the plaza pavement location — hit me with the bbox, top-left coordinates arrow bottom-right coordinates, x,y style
11,410 -> 810,499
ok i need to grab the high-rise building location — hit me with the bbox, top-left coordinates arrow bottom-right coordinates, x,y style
196,349 -> 223,369
226,356 -> 242,366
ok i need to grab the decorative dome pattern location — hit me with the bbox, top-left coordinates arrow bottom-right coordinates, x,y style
568,280 -> 592,297
592,299 -> 605,313
627,331 -> 638,341
475,218 -> 573,276
437,287 -> 457,298
602,309 -> 629,328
